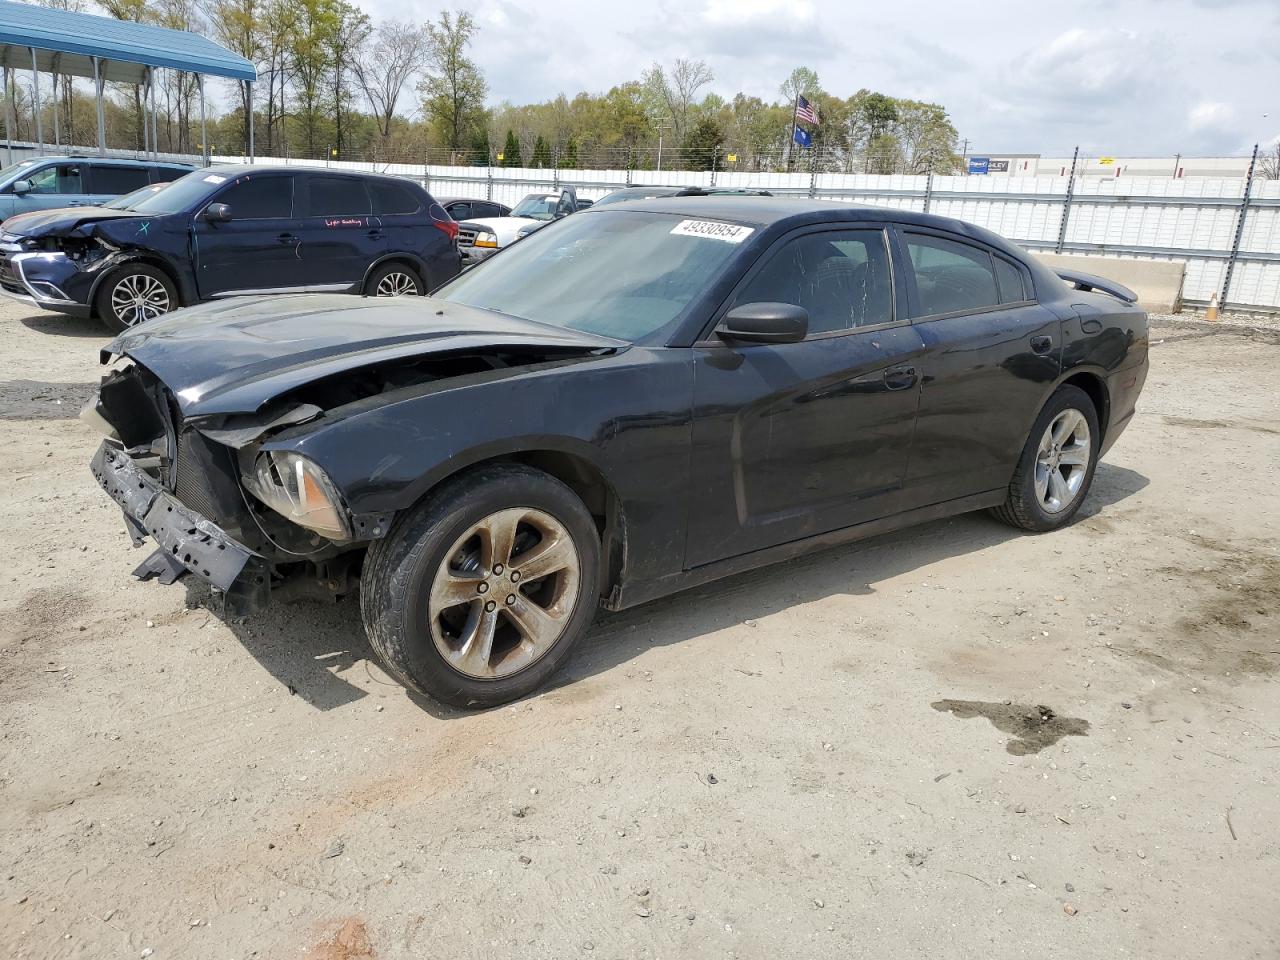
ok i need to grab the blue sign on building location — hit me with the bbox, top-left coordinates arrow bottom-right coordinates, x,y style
967,157 -> 990,175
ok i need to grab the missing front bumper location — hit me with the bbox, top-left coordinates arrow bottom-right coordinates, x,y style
90,441 -> 271,617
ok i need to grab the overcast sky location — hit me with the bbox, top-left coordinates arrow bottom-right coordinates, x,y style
359,0 -> 1278,157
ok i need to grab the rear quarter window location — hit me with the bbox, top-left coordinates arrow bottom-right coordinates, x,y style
994,255 -> 1029,302
370,180 -> 422,216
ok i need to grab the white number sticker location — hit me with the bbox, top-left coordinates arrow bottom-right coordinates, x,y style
203,174 -> 226,184
669,219 -> 754,243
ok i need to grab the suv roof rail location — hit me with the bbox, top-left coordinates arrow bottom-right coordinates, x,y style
673,187 -> 773,197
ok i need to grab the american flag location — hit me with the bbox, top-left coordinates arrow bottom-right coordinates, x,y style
795,95 -> 819,126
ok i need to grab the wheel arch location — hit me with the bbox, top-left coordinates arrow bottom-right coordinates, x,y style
361,253 -> 428,293
88,254 -> 193,313
393,442 -> 628,606
1057,368 -> 1110,444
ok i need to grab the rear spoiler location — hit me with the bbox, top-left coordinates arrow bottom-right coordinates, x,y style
1055,269 -> 1138,305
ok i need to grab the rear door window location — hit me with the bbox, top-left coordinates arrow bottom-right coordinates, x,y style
370,180 -> 421,215
445,201 -> 472,220
306,176 -> 372,217
216,175 -> 294,219
90,165 -> 150,194
904,234 -> 1001,317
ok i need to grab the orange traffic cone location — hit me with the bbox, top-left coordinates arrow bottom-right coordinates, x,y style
1205,294 -> 1219,321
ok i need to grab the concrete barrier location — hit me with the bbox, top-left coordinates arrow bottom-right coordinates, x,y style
1032,253 -> 1185,313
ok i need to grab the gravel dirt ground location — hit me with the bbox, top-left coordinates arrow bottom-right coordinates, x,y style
1,303 -> 1278,960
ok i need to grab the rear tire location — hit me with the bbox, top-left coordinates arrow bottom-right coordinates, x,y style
361,463 -> 601,708
365,261 -> 425,297
990,384 -> 1100,532
95,264 -> 178,333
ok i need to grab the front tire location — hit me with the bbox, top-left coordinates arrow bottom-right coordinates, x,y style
991,384 -> 1100,532
95,264 -> 178,332
361,463 -> 601,708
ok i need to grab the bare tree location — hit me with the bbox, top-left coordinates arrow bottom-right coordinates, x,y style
1258,142 -> 1280,180
642,58 -> 712,142
353,19 -> 426,147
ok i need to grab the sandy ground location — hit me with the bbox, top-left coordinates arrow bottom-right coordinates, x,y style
1,302 -> 1278,960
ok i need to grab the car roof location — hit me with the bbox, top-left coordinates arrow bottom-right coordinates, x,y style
438,196 -> 505,205
603,196 -> 998,236
204,164 -> 421,185
22,155 -> 191,168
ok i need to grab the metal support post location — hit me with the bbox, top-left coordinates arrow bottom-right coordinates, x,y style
246,80 -> 254,162
923,171 -> 934,213
3,67 -> 12,166
198,73 -> 208,166
93,57 -> 106,156
1219,142 -> 1259,310
29,47 -> 42,151
1054,145 -> 1079,254
808,147 -> 818,198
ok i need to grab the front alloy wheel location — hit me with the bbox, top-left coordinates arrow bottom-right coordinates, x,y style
111,272 -> 170,325
428,507 -> 581,679
361,463 -> 602,708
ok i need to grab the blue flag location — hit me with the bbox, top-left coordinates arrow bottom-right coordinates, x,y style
793,127 -> 812,149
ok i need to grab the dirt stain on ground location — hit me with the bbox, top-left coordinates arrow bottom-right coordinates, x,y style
931,700 -> 1090,755
310,917 -> 374,959
1163,415 -> 1280,436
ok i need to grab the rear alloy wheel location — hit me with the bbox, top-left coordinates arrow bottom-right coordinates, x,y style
991,384 -> 1100,532
362,463 -> 601,708
96,265 -> 177,332
367,262 -> 425,297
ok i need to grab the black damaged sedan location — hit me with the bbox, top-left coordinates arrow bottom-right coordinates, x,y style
86,198 -> 1148,707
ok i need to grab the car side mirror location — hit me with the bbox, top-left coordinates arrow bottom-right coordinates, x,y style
203,202 -> 232,223
11,179 -> 31,195
716,302 -> 808,344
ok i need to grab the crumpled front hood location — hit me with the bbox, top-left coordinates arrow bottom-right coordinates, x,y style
2,207 -> 143,239
105,294 -> 623,417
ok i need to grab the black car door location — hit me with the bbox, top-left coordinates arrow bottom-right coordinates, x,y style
894,228 -> 1062,508
686,225 -> 926,567
297,174 -> 382,288
192,171 -> 305,296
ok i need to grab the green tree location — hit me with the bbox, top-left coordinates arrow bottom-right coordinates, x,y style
562,135 -> 579,169
327,0 -> 371,157
501,128 -> 522,167
642,58 -> 712,142
290,0 -> 342,157
420,10 -> 487,156
779,66 -> 821,104
531,134 -> 551,168
893,99 -> 959,174
682,115 -> 722,171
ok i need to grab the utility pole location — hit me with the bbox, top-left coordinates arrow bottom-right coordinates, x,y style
961,138 -> 970,173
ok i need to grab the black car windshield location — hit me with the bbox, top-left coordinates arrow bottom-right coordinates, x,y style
510,194 -> 560,220
104,183 -> 166,210
123,169 -> 225,215
436,210 -> 752,342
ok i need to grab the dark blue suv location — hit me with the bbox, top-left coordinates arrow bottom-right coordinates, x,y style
0,165 -> 462,330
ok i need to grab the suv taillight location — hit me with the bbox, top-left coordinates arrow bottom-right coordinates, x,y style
428,202 -> 459,242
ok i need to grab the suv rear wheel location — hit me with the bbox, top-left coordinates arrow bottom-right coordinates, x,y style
361,463 -> 601,708
95,265 -> 177,332
366,262 -> 425,297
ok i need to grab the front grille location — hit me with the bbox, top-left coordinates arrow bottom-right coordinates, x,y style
457,227 -> 478,248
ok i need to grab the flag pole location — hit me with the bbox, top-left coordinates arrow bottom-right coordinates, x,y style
787,93 -> 799,172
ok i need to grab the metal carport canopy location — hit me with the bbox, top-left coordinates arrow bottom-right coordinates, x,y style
0,0 -> 256,83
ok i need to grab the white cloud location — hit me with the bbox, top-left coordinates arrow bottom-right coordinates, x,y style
1188,100 -> 1235,131
702,0 -> 814,25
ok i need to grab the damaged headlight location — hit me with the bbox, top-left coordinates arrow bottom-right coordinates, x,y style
241,450 -> 350,540
472,229 -> 498,249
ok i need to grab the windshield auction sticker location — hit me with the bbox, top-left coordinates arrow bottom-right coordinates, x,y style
669,220 -> 754,243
